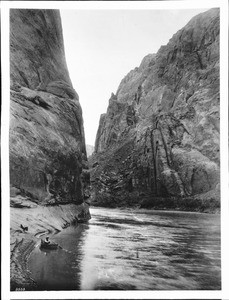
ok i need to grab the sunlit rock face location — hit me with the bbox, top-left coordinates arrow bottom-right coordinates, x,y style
10,9 -> 89,204
86,145 -> 95,157
91,9 -> 220,209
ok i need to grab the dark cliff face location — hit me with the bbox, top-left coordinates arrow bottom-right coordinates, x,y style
10,9 -> 89,204
91,8 -> 220,210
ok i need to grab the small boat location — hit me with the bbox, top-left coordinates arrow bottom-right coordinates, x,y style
40,239 -> 59,250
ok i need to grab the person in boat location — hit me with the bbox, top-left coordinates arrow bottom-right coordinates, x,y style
44,236 -> 50,245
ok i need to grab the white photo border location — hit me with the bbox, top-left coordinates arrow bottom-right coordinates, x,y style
1,0 -> 228,299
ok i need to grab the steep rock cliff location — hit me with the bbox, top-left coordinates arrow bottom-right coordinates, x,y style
10,9 -> 89,205
91,9 -> 220,210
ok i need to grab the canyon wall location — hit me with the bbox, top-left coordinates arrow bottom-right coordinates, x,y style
91,8 -> 220,210
10,9 -> 90,205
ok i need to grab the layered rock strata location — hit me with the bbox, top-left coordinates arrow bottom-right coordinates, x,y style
10,9 -> 90,205
91,8 -> 220,211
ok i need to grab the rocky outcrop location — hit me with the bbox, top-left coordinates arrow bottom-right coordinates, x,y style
91,9 -> 220,211
10,9 -> 89,205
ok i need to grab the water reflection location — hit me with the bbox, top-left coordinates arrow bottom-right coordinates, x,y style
28,207 -> 220,290
28,225 -> 84,290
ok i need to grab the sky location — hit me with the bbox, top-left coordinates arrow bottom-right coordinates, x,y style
60,8 -> 209,146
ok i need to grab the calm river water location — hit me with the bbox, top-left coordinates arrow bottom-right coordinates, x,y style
28,207 -> 221,290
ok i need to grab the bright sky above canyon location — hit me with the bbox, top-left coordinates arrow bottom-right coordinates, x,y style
61,8 -> 209,146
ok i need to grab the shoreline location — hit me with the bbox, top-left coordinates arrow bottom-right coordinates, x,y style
10,200 -> 219,291
10,198 -> 91,291
11,236 -> 37,291
90,189 -> 220,214
11,203 -> 220,291
90,205 -> 220,215
90,204 -> 220,214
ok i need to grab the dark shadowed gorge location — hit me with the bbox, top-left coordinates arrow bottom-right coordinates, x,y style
90,8 -> 220,212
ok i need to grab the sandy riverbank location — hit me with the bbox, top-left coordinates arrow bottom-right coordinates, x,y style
10,196 -> 90,291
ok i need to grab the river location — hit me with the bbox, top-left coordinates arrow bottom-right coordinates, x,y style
28,207 -> 221,290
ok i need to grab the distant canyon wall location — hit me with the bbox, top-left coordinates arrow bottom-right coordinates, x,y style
91,8 -> 220,209
10,9 -> 89,204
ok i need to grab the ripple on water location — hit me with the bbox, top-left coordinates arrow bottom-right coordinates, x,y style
28,208 -> 221,290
